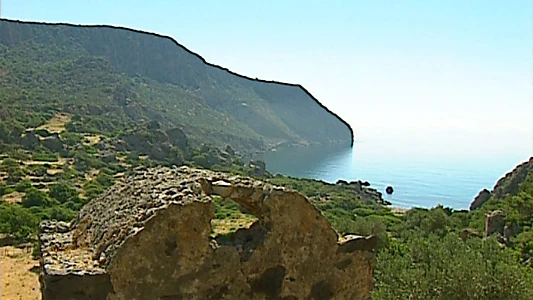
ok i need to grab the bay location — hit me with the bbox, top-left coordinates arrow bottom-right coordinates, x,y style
253,138 -> 530,210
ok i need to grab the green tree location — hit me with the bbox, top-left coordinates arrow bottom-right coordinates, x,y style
49,182 -> 78,203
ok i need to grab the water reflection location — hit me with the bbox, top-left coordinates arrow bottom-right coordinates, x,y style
252,142 -> 525,210
253,144 -> 352,181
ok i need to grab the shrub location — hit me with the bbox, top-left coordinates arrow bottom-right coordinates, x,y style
49,182 -> 78,203
373,234 -> 533,300
21,188 -> 51,208
15,180 -> 33,193
0,203 -> 39,239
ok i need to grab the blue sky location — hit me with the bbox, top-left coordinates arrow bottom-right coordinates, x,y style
3,0 -> 532,158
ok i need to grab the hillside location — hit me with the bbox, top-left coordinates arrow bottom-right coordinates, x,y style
0,19 -> 353,153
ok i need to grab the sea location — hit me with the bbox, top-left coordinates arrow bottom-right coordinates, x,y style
253,135 -> 531,210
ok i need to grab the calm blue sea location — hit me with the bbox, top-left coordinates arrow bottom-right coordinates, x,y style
254,139 -> 531,210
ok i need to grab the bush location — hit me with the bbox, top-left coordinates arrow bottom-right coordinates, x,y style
373,234 -> 533,300
83,181 -> 105,200
60,132 -> 83,146
95,172 -> 114,188
32,147 -> 59,162
6,167 -> 25,185
27,164 -> 48,176
0,203 -> 39,239
49,182 -> 78,203
21,187 -> 52,208
0,158 -> 20,170
35,129 -> 52,137
0,183 -> 11,197
15,180 -> 33,192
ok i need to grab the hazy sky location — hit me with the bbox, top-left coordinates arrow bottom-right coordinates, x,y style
3,0 -> 532,158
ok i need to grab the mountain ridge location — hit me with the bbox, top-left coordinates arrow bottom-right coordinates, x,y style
0,18 -> 354,149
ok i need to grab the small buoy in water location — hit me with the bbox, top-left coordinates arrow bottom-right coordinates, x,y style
385,186 -> 394,195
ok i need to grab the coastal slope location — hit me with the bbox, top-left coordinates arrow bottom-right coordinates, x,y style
0,19 -> 353,153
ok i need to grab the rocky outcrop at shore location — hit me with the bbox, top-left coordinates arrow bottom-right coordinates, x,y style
470,189 -> 491,211
469,157 -> 533,211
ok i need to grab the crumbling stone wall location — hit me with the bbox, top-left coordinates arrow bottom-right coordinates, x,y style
39,166 -> 377,300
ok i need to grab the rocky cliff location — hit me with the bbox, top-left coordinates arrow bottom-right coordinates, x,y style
0,19 -> 353,153
470,157 -> 533,211
39,166 -> 376,300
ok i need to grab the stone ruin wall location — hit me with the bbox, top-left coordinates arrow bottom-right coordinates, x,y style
39,166 -> 377,300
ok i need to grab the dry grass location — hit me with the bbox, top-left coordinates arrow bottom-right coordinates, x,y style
211,216 -> 257,235
85,169 -> 100,181
0,246 -> 41,300
36,113 -> 71,134
46,169 -> 63,175
1,192 -> 25,204
83,135 -> 101,146
22,157 -> 67,166
390,206 -> 409,216
113,172 -> 126,178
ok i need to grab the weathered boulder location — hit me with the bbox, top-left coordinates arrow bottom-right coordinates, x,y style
485,210 -> 506,237
248,159 -> 267,177
166,127 -> 188,150
470,188 -> 491,211
39,166 -> 377,300
385,186 -> 394,195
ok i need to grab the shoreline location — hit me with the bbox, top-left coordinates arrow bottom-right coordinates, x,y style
389,206 -> 410,214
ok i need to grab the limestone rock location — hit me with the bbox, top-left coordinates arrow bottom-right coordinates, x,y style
470,188 -> 491,211
39,166 -> 377,300
492,157 -> 533,199
248,159 -> 267,177
485,210 -> 506,237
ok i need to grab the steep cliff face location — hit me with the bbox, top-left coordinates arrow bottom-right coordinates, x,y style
39,166 -> 376,300
0,19 -> 353,152
491,157 -> 533,200
470,157 -> 533,210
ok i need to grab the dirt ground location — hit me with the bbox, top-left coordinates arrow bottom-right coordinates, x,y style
0,191 -> 25,204
0,246 -> 41,300
390,206 -> 409,215
35,113 -> 71,134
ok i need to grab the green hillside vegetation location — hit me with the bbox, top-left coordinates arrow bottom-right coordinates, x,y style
0,19 -> 532,299
0,19 -> 353,154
